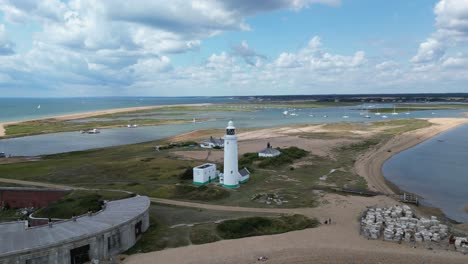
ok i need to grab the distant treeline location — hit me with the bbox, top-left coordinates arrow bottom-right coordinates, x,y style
232,93 -> 468,103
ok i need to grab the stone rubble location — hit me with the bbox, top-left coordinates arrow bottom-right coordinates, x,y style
361,205 -> 449,243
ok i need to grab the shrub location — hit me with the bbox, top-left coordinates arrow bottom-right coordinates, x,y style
178,167 -> 193,181
216,214 -> 318,239
173,185 -> 230,201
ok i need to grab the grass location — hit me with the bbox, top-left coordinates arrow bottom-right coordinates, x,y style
372,119 -> 432,134
239,147 -> 308,171
368,103 -> 468,113
127,203 -> 316,254
4,118 -> 196,138
0,209 -> 22,223
232,102 -> 357,109
0,119 -> 434,208
216,214 -> 319,239
127,204 -> 283,253
190,224 -> 221,244
33,190 -> 132,219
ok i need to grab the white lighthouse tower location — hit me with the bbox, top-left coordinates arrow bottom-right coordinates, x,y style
223,120 -> 240,188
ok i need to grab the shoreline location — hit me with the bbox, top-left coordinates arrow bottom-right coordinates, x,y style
0,103 -> 211,137
355,118 -> 468,195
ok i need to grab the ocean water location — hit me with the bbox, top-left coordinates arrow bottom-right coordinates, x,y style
0,97 -> 232,122
0,104 -> 466,156
383,124 -> 468,223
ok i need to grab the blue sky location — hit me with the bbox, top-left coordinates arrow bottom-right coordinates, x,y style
0,0 -> 467,97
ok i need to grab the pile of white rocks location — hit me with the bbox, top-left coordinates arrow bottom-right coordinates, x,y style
455,237 -> 468,254
361,205 -> 448,243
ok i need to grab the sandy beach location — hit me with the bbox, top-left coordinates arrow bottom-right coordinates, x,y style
124,194 -> 467,264
355,118 -> 468,194
0,103 -> 211,137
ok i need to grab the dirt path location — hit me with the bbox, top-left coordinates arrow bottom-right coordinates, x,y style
0,178 -> 77,189
355,118 -> 468,194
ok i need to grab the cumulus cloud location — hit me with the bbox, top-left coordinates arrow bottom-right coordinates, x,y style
275,36 -> 366,70
0,24 -> 15,55
230,40 -> 266,65
412,0 -> 468,64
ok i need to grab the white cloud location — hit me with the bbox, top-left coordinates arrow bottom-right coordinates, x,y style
275,36 -> 366,70
0,24 -> 15,55
442,56 -> 468,68
412,0 -> 468,64
276,52 -> 301,68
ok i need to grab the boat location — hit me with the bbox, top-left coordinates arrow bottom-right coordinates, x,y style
127,124 -> 138,128
405,106 -> 410,115
375,108 -> 381,116
323,114 -> 328,118
392,105 -> 399,115
192,118 -> 196,123
342,115 -> 349,119
381,115 -> 388,119
363,114 -> 371,118
309,114 -> 315,117
0,152 -> 6,158
283,110 -> 288,116
81,128 -> 100,134
37,105 -> 41,109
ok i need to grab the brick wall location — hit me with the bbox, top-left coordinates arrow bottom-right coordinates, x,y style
0,189 -> 70,208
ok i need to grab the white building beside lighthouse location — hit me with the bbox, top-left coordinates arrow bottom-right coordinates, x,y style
222,120 -> 250,188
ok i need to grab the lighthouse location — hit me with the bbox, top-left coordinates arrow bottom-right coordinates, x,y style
223,120 -> 240,188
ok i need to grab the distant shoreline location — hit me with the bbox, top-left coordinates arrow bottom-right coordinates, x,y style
0,103 -> 212,137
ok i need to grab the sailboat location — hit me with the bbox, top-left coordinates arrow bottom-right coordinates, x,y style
363,109 -> 371,118
374,107 -> 381,116
392,105 -> 399,115
405,106 -> 410,115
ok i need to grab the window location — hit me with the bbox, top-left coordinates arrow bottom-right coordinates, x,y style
135,220 -> 143,238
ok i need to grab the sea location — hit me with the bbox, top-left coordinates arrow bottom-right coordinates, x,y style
383,124 -> 468,223
0,97 -> 232,123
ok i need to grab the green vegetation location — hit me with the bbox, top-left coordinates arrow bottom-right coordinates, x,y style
368,103 -> 468,113
165,185 -> 229,201
216,214 -> 319,239
190,225 -> 221,244
258,147 -> 308,168
95,105 -> 253,119
33,190 -> 132,219
239,147 -> 308,171
127,204 -> 316,253
232,102 -> 357,109
0,118 -> 433,208
127,204 -> 283,253
0,209 -> 22,223
372,119 -> 432,134
4,118 -> 196,138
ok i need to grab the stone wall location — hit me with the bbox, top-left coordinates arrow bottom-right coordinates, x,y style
0,201 -> 150,264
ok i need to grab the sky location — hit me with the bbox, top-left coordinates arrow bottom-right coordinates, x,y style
0,0 -> 468,97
